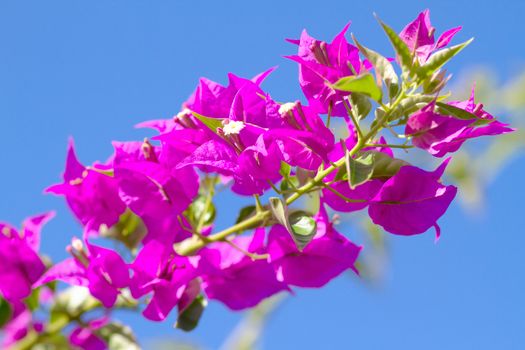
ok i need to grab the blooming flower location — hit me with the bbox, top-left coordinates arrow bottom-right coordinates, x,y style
200,228 -> 289,310
286,23 -> 363,116
46,139 -> 126,234
113,140 -> 199,244
129,240 -> 202,321
69,317 -> 108,350
0,212 -> 54,301
1,301 -> 44,349
368,158 -> 457,237
268,206 -> 362,288
399,9 -> 462,64
406,92 -> 515,157
178,73 -> 335,195
37,238 -> 130,308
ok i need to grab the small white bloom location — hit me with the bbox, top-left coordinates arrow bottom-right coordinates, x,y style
71,237 -> 84,251
175,108 -> 191,120
223,120 -> 246,135
278,102 -> 296,116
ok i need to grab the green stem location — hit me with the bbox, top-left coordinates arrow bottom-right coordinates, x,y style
364,143 -> 413,149
254,195 -> 264,213
224,239 -> 269,261
343,99 -> 364,140
321,183 -> 367,203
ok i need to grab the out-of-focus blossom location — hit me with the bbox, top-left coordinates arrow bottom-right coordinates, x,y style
0,212 -> 53,301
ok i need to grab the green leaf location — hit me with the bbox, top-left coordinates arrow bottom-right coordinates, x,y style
269,198 -> 317,250
352,34 -> 399,90
346,152 -> 375,189
235,205 -> 257,224
190,110 -> 223,134
388,94 -> 436,121
269,197 -> 291,231
296,167 -> 315,187
417,38 -> 474,79
288,211 -> 317,250
279,162 -> 292,178
101,210 -> 146,250
189,195 -> 216,227
334,165 -> 348,182
333,74 -> 382,102
370,152 -> 409,178
0,297 -> 12,328
376,16 -> 415,74
435,102 -> 479,120
25,288 -> 40,312
349,92 -> 372,121
423,70 -> 450,94
175,295 -> 207,332
280,176 -> 300,196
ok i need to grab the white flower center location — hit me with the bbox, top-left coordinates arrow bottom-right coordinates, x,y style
223,120 -> 246,135
176,108 -> 192,120
278,102 -> 296,116
71,237 -> 84,252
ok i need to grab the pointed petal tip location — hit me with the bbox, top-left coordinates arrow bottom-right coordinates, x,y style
433,224 -> 441,243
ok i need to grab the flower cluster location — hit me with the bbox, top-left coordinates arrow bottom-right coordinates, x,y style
0,10 -> 513,349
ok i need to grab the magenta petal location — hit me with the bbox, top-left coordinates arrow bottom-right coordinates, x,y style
70,327 -> 106,350
130,240 -> 168,298
142,281 -> 185,321
178,140 -> 238,175
201,233 -> 289,310
268,225 -> 361,288
21,212 -> 55,252
203,259 -> 287,310
369,162 -> 457,236
36,258 -> 88,288
323,180 -> 383,212
435,26 -> 462,49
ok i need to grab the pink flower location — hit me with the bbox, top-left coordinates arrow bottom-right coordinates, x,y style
200,228 -> 289,310
268,206 -> 362,288
399,9 -> 462,63
46,139 -> 125,233
406,91 -> 515,157
69,318 -> 108,350
113,140 -> 199,244
1,300 -> 44,348
0,212 -> 54,301
37,238 -> 130,308
286,23 -> 363,116
129,240 -> 203,321
368,159 -> 457,238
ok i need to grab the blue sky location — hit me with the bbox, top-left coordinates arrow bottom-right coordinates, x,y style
1,0 -> 524,349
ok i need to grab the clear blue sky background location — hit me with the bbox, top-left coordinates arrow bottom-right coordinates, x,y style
1,1 -> 524,349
